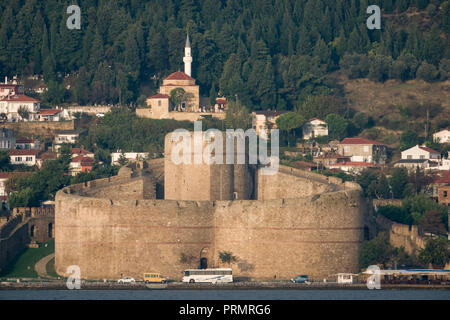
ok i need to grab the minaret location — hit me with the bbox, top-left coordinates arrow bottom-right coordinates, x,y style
183,33 -> 192,77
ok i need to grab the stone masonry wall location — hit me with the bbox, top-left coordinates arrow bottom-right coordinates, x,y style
55,163 -> 366,281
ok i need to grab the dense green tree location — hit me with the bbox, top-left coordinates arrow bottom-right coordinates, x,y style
390,167 -> 410,199
360,233 -> 394,269
325,113 -> 348,140
418,237 -> 450,268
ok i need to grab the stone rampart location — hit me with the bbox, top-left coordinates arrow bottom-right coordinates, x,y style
55,161 -> 366,281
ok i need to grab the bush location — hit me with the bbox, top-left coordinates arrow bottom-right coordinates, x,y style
368,54 -> 393,82
339,53 -> 370,79
416,62 -> 439,82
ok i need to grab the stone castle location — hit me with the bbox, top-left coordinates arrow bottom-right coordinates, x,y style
55,131 -> 369,281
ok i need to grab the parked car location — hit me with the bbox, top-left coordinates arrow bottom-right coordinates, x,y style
96,113 -> 105,118
118,276 -> 136,284
291,275 -> 310,284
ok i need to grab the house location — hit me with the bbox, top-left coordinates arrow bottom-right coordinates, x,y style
38,109 -> 63,121
111,152 -> 149,165
302,118 -> 328,140
0,172 -> 10,197
54,130 -> 82,151
394,159 -> 431,171
0,94 -> 40,121
37,152 -> 58,168
15,138 -> 40,150
313,153 -> 351,167
70,155 -> 95,176
438,185 -> 450,207
338,138 -> 387,164
433,129 -> 450,144
292,161 -> 318,171
430,171 -> 450,199
0,81 -> 23,99
252,110 -> 288,139
71,148 -> 94,159
327,161 -> 379,174
401,145 -> 441,161
0,128 -> 15,150
214,97 -> 227,112
8,149 -> 41,166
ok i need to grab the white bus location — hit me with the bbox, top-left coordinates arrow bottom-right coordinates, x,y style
182,268 -> 233,283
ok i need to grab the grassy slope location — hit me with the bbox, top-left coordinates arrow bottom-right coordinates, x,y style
0,240 -> 54,279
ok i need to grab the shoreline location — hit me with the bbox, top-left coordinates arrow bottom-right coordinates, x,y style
1,281 -> 449,291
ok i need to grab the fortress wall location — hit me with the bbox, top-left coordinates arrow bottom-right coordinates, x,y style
257,168 -> 333,200
55,194 -> 216,280
213,189 -> 365,280
55,171 -> 365,280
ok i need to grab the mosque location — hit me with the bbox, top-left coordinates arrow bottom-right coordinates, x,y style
145,34 -> 202,118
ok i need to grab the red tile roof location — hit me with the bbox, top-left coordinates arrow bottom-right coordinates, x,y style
340,138 -> 387,146
39,152 -> 58,160
38,109 -> 62,115
216,99 -> 227,104
164,71 -> 195,81
149,93 -> 169,99
418,146 -> 440,154
15,138 -> 36,144
0,172 -> 10,179
433,171 -> 450,184
8,149 -> 40,156
0,94 -> 40,102
71,148 -> 93,155
72,155 -> 95,163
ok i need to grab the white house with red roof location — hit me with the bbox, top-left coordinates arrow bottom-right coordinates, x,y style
401,145 -> 441,161
302,118 -> 328,140
8,149 -> 41,166
338,137 -> 388,164
71,148 -> 94,159
15,138 -> 40,150
0,93 -> 40,121
70,155 -> 95,176
433,129 -> 450,144
38,109 -> 63,121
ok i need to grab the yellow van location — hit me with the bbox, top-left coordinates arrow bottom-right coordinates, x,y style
143,273 -> 167,284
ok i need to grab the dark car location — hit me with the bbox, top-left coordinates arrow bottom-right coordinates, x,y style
291,275 -> 309,283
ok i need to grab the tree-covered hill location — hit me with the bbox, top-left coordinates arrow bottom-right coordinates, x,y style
0,0 -> 449,110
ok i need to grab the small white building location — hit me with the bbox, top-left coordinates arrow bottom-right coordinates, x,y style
38,109 -> 64,121
111,152 -> 149,165
54,130 -> 80,150
251,110 -> 288,139
0,94 -> 40,121
8,149 -> 40,166
327,161 -> 379,174
15,138 -> 40,150
0,128 -> 15,150
433,129 -> 450,144
302,118 -> 328,140
0,172 -> 10,197
401,145 -> 441,160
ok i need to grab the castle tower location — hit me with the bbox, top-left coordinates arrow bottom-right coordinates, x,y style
183,33 -> 192,77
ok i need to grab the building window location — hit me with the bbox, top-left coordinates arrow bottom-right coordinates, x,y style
363,146 -> 369,152
444,191 -> 448,197
158,100 -> 161,106
15,157 -> 22,162
26,157 -> 32,161
420,155 -> 425,159
407,155 -> 412,159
